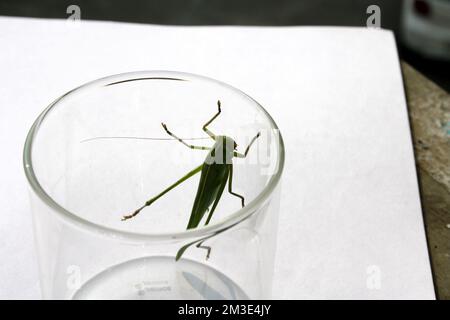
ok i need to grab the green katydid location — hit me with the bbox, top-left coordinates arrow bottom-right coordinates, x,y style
125,100 -> 260,260
85,100 -> 260,260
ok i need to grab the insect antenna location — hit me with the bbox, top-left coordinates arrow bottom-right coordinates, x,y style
80,136 -> 211,143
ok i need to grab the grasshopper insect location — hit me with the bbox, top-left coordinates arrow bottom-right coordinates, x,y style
84,100 -> 260,260
122,100 -> 260,260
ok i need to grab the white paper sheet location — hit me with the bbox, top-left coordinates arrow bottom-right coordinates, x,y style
0,16 -> 435,299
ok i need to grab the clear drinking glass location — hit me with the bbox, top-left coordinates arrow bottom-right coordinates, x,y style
24,71 -> 284,300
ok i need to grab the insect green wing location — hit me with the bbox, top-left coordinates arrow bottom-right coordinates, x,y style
175,165 -> 229,261
186,161 -> 230,229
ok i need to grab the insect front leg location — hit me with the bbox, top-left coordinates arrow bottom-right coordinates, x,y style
161,123 -> 210,150
202,100 -> 221,139
234,132 -> 261,158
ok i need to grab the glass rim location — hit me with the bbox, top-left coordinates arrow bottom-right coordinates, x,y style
23,70 -> 285,242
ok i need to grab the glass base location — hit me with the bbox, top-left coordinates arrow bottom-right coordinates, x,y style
73,256 -> 248,300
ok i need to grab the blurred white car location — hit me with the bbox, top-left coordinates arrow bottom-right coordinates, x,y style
401,0 -> 450,60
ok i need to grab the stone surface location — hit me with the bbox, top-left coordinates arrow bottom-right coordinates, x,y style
402,62 -> 450,300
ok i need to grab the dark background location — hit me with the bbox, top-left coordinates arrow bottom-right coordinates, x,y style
1,0 -> 448,90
